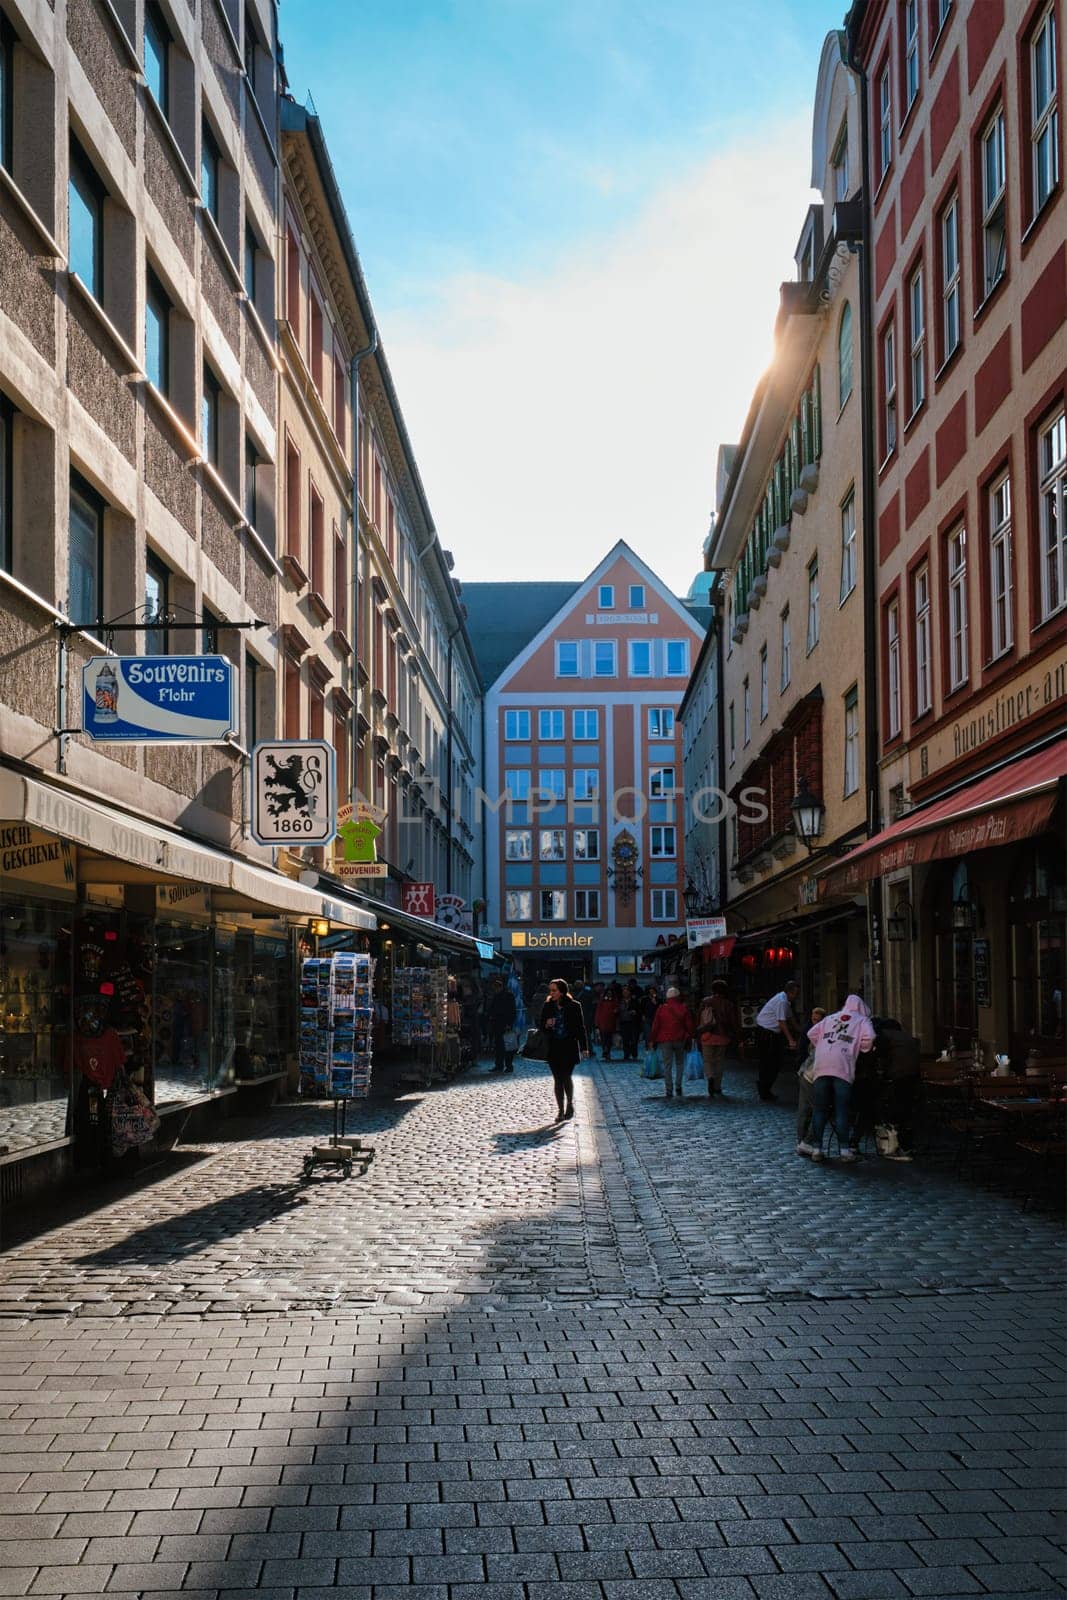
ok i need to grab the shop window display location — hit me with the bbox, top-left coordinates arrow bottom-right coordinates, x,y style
153,921 -> 226,1103
1010,842 -> 1066,1053
233,933 -> 291,1079
0,902 -> 70,1154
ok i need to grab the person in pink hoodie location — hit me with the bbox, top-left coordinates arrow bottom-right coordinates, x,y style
799,994 -> 875,1164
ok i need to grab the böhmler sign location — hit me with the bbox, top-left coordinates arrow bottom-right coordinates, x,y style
509,930 -> 594,949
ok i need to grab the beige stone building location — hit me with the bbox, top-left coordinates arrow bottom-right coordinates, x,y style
0,0 -> 370,1191
708,32 -> 870,1017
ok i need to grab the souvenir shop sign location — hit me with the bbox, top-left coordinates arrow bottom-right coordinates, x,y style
402,882 -> 435,918
251,741 -> 336,846
332,800 -> 387,879
0,823 -> 75,889
686,916 -> 728,949
82,656 -> 236,742
155,882 -> 211,917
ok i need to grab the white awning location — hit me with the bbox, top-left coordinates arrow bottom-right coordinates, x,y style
0,767 -> 376,930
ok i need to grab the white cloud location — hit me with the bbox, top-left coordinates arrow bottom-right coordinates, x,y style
385,114 -> 815,595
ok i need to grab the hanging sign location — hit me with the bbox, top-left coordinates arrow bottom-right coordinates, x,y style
332,799 -> 387,879
686,916 -> 728,949
436,892 -> 472,933
251,741 -> 336,846
402,882 -> 436,918
0,823 -> 76,888
82,656 -> 235,742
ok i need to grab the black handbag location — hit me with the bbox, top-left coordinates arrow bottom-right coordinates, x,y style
520,1027 -> 549,1061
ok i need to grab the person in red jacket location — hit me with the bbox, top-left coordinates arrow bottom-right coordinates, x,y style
649,986 -> 697,1100
594,987 -> 620,1062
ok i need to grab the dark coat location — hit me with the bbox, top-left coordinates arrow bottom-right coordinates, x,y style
486,988 -> 517,1033
539,995 -> 589,1070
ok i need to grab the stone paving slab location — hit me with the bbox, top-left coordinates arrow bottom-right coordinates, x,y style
0,1058 -> 1062,1319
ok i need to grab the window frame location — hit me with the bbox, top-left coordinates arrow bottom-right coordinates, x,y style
555,641 -> 579,678
650,887 -> 678,923
68,137 -> 105,301
69,472 -> 105,627
648,706 -> 675,739
908,262 -> 926,416
201,118 -> 221,224
573,827 -> 600,861
244,651 -> 259,748
505,889 -> 532,923
144,550 -> 170,657
780,606 -> 791,690
939,192 -> 961,363
539,828 -> 566,862
878,59 -> 893,181
914,561 -> 933,717
832,119 -> 850,201
572,708 -> 599,740
1038,407 -> 1066,621
145,267 -> 171,396
573,767 -> 599,800
806,556 -> 820,651
742,678 -> 751,745
838,301 -> 854,407
144,2 -> 170,118
538,708 -> 564,741
629,583 -> 645,609
886,596 -> 902,740
988,471 -> 1014,659
946,523 -> 969,692
840,489 -> 858,602
539,888 -> 566,922
758,643 -> 768,722
592,639 -> 617,678
1029,3 -> 1059,217
201,363 -> 220,465
903,0 -> 920,114
843,686 -> 860,797
504,828 -> 532,861
0,14 -> 14,174
597,584 -> 614,609
0,391 -> 11,574
574,888 -> 601,921
504,708 -> 531,741
504,767 -> 531,801
979,104 -> 1007,301
665,639 -> 689,677
728,701 -> 736,764
881,319 -> 898,459
650,824 -> 676,859
649,765 -> 676,798
628,638 -> 652,677
537,768 -> 566,801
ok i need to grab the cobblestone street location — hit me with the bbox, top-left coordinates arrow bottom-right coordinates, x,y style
0,1059 -> 1064,1598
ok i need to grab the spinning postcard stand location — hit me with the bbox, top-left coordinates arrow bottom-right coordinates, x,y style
392,965 -> 449,1087
299,953 -> 375,1179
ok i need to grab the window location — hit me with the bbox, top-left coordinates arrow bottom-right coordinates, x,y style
593,640 -> 616,677
505,890 -> 532,922
648,707 -> 674,738
758,644 -> 768,721
309,291 -> 324,392
780,607 -> 791,690
69,474 -> 103,624
244,439 -> 259,529
244,221 -> 258,302
504,709 -> 530,741
936,0 -> 952,31
650,825 -> 676,858
887,599 -> 902,739
742,679 -> 751,744
505,829 -> 531,860
908,265 -> 925,414
629,584 -> 645,609
573,828 -> 600,861
333,526 -> 346,632
145,270 -> 170,394
309,484 -> 325,597
843,687 -> 860,796
807,557 -> 820,650
598,584 -> 614,609
728,702 -> 736,764
882,321 -> 897,457
573,768 -> 599,800
940,195 -> 960,360
144,3 -> 170,116
505,768 -> 530,801
244,653 -> 259,748
1031,5 -> 1059,214
540,890 -> 566,921
666,640 -> 689,676
556,641 -> 579,677
1038,408 -> 1066,619
538,769 -> 566,800
832,122 -> 849,200
201,365 -> 220,465
989,473 -> 1013,657
539,829 -> 566,861
947,525 -> 969,690
573,708 -> 598,740
68,139 -> 103,299
651,888 -> 678,922
629,639 -> 652,676
144,552 -> 169,656
838,302 -> 853,406
878,62 -> 892,178
201,121 -> 220,223
903,0 -> 919,111
914,563 -> 932,715
0,15 -> 13,173
574,889 -> 600,921
243,6 -> 258,91
840,490 -> 857,600
0,394 -> 11,573
980,106 -> 1006,298
538,709 -> 564,740
649,766 -> 675,797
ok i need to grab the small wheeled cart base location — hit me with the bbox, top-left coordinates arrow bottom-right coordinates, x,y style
301,1097 -> 375,1181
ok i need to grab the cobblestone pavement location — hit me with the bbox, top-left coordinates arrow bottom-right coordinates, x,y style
0,1058 -> 1064,1597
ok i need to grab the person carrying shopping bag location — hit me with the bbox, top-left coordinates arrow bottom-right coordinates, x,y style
696,979 -> 740,1098
648,986 -> 696,1101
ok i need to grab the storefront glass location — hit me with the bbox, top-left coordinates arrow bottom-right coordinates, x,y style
153,920 -> 218,1104
0,900 -> 70,1154
233,932 -> 292,1078
1010,841 -> 1066,1053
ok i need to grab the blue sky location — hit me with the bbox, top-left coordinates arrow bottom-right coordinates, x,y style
281,0 -> 843,591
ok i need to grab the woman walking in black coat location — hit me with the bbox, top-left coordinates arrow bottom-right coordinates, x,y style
539,977 -> 589,1123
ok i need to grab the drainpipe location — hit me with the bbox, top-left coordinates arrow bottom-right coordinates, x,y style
349,329 -> 378,803
714,581 -> 727,914
847,15 -> 884,1006
444,624 -> 460,894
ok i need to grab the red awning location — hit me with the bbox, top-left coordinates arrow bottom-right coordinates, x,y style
819,737 -> 1067,897
701,936 -> 737,961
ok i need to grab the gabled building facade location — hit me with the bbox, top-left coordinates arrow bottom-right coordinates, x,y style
479,543 -> 707,989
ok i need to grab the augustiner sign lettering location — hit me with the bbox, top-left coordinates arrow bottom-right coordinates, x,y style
510,930 -> 594,949
912,645 -> 1067,786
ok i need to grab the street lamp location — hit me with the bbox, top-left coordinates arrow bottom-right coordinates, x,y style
790,775 -> 824,852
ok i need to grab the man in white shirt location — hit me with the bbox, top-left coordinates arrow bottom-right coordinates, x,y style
754,981 -> 800,1102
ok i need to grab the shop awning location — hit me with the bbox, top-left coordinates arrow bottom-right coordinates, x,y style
308,874 -> 503,961
0,766 -> 375,930
819,737 -> 1067,898
734,903 -> 864,944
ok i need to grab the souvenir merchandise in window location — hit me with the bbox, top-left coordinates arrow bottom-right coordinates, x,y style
232,934 -> 290,1079
153,920 -> 216,1103
0,900 -> 69,1156
391,965 -> 448,1047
